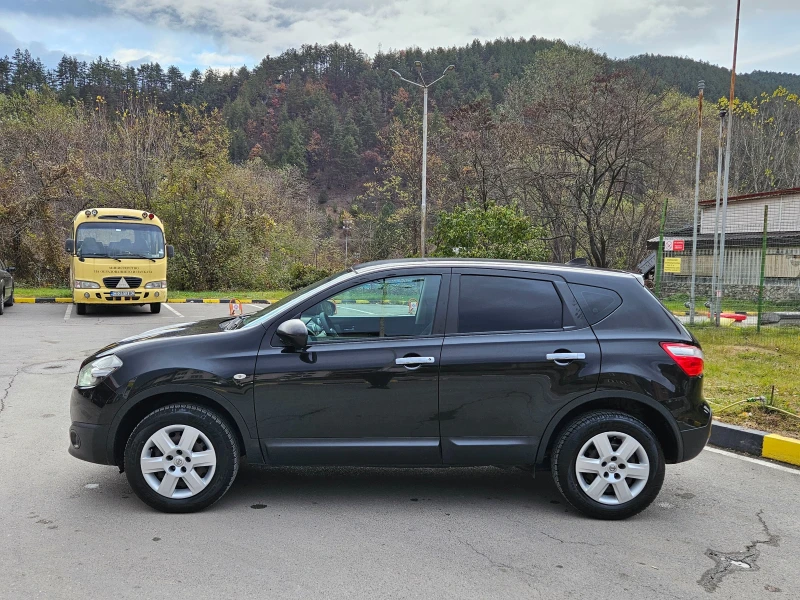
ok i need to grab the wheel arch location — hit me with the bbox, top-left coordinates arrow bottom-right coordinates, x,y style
110,386 -> 261,469
536,392 -> 683,466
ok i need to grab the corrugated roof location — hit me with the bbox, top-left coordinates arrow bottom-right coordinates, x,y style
699,187 -> 800,207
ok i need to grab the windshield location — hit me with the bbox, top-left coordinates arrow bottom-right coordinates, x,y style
238,270 -> 352,329
76,222 -> 165,259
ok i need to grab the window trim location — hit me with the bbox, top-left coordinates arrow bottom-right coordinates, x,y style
445,269 -> 583,336
267,269 -> 452,348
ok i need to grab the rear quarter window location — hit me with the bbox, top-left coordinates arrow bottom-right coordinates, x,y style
568,284 -> 623,325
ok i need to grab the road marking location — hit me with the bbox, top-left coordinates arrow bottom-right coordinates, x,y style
64,304 -> 73,320
705,446 -> 800,474
163,304 -> 184,318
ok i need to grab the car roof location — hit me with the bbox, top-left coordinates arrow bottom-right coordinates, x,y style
350,258 -> 639,283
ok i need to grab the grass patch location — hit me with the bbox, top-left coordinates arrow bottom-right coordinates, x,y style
693,327 -> 800,439
16,287 -> 72,298
169,290 -> 290,302
16,287 -> 290,303
662,295 -> 800,315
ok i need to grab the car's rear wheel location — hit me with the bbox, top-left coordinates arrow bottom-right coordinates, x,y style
75,303 -> 87,315
124,404 -> 239,513
0,288 -> 4,315
150,302 -> 161,314
3,286 -> 12,307
551,410 -> 664,520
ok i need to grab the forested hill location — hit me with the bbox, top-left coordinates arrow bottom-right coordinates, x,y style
1,37 -> 798,194
625,54 -> 800,100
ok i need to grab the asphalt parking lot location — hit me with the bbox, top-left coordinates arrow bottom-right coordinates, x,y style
2,303 -> 800,599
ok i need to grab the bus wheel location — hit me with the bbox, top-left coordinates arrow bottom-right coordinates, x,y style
150,303 -> 162,314
75,303 -> 87,315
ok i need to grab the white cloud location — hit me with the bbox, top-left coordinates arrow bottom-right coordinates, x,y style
112,48 -> 178,64
193,51 -> 249,70
3,0 -> 800,73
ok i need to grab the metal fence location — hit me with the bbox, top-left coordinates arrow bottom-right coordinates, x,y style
644,189 -> 800,334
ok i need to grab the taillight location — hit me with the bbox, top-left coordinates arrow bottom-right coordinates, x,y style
660,342 -> 704,377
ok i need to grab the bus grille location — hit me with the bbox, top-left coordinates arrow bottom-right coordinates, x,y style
103,276 -> 143,289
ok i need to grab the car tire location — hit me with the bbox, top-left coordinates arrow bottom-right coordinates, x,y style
124,403 -> 239,513
75,303 -> 87,315
3,286 -> 12,307
551,410 -> 665,520
0,288 -> 4,315
150,302 -> 161,314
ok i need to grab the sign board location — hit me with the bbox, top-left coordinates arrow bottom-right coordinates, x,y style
663,257 -> 682,273
664,239 -> 685,252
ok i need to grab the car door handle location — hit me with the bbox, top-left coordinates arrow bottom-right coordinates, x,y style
395,357 -> 436,365
546,353 -> 585,361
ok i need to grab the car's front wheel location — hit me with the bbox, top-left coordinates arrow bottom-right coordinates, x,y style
124,404 -> 239,513
551,410 -> 665,520
3,286 -> 12,307
150,303 -> 161,314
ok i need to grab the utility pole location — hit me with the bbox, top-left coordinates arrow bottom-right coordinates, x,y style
389,63 -> 455,257
342,218 -> 353,267
689,80 -> 704,325
710,109 -> 726,326
716,0 -> 742,322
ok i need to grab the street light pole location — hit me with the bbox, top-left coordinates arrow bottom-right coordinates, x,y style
389,63 -> 455,257
717,0 -> 742,323
689,80 -> 704,326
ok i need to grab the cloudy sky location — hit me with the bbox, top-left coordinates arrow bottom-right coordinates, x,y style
1,0 -> 798,74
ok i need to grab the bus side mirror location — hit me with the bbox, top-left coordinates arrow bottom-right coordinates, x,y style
166,245 -> 174,258
65,239 -> 74,253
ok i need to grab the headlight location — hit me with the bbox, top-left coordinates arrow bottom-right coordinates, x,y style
74,280 -> 100,289
77,355 -> 123,387
145,280 -> 168,289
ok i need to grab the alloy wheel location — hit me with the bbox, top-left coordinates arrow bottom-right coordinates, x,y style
575,431 -> 650,505
140,425 -> 217,499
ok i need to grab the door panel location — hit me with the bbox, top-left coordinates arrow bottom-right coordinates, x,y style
254,270 -> 450,466
439,271 -> 601,465
255,337 -> 443,464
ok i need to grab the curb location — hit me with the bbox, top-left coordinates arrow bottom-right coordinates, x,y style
710,420 -> 800,467
15,298 -> 272,305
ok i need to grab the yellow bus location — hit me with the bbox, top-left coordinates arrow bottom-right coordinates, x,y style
64,208 -> 174,315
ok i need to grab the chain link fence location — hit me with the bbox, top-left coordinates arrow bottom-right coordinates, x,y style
643,188 -> 800,335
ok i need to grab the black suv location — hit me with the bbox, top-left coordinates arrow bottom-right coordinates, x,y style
69,259 -> 710,519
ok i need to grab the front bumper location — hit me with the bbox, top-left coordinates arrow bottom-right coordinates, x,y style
73,288 -> 168,304
68,421 -> 113,465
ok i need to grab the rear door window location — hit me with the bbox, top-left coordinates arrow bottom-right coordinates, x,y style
457,275 -> 563,333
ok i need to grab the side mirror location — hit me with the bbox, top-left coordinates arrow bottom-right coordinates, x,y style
166,245 -> 174,258
7,266 -> 14,274
276,319 -> 309,350
65,239 -> 75,253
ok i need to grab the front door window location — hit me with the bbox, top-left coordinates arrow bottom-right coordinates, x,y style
299,275 -> 442,342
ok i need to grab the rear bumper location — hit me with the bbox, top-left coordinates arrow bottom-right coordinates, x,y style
68,421 -> 113,465
679,419 -> 712,462
73,289 -> 167,304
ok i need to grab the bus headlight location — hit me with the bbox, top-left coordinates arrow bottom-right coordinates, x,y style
145,280 -> 167,289
74,280 -> 100,289
77,355 -> 123,388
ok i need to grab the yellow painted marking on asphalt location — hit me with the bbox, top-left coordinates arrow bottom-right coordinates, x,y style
16,298 -> 36,303
762,434 -> 800,467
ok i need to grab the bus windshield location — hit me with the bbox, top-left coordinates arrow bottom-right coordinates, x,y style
76,222 -> 165,259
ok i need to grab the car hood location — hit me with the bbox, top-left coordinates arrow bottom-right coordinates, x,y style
94,317 -> 234,356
